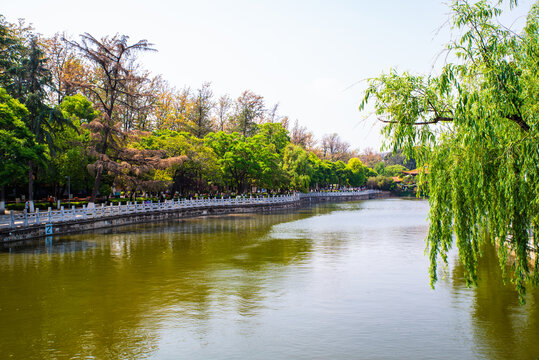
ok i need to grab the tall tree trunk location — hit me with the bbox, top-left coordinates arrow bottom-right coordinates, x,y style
89,128 -> 110,206
90,166 -> 103,205
27,162 -> 35,213
28,161 -> 34,202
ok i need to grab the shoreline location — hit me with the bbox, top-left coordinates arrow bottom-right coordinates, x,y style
0,191 -> 390,244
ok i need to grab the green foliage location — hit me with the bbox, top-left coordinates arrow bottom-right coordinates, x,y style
206,131 -> 256,191
136,130 -> 219,194
40,95 -> 95,195
346,158 -> 368,187
384,150 -> 416,169
0,16 -> 26,93
256,122 -> 290,154
0,87 -> 44,187
283,144 -> 312,192
365,167 -> 377,177
374,162 -> 385,176
204,129 -> 295,192
366,176 -> 396,191
99,183 -> 111,197
382,164 -> 407,177
59,94 -> 99,123
360,0 -> 539,300
231,90 -> 264,137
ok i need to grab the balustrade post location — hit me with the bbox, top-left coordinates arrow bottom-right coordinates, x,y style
10,212 -> 15,228
61,206 -> 65,221
83,204 -> 87,219
72,205 -> 76,220
36,208 -> 40,224
48,207 -> 52,222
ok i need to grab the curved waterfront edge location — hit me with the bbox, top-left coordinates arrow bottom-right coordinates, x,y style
0,191 -> 390,244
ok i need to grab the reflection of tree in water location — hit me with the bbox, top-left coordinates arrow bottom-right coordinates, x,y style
451,242 -> 539,360
0,206 -> 339,359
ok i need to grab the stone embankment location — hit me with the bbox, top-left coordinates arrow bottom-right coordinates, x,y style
0,191 -> 389,243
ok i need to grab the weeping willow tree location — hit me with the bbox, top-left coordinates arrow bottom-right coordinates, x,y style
360,0 -> 538,300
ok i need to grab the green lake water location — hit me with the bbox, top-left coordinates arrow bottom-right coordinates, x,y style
0,199 -> 538,359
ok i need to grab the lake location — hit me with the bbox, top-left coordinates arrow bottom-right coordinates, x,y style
0,199 -> 538,359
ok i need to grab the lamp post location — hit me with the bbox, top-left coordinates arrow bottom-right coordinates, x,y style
65,175 -> 71,204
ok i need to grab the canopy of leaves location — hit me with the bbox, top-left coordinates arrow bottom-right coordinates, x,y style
0,87 -> 44,187
360,0 -> 538,300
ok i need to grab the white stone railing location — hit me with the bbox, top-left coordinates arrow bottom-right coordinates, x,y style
0,194 -> 299,229
0,190 -> 379,229
299,190 -> 377,198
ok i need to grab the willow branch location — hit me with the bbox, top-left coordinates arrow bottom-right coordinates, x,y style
507,115 -> 530,132
377,116 -> 454,125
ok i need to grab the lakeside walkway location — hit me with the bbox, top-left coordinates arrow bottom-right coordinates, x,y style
1,191 -> 381,230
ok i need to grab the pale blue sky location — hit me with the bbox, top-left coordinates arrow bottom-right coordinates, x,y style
4,0 -> 533,151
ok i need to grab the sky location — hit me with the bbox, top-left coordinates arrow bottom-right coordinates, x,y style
3,0 -> 534,151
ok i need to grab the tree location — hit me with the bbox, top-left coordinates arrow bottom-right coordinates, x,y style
358,147 -> 383,169
266,102 -> 281,123
188,82 -> 214,138
0,87 -> 44,212
13,35 -> 70,205
204,129 -> 288,193
283,144 -> 312,192
117,67 -> 159,132
366,175 -> 396,191
320,133 -> 354,162
256,122 -> 290,155
136,130 -> 216,195
0,16 -> 24,92
0,17 -> 35,98
66,33 -> 156,204
43,33 -> 86,105
249,133 -> 288,191
205,131 -> 259,192
232,90 -> 264,137
49,94 -> 99,198
215,94 -> 232,132
381,164 -> 407,177
59,94 -> 98,123
346,158 -> 367,187
383,150 -> 416,170
360,0 -> 537,299
290,119 -> 316,150
153,83 -> 193,131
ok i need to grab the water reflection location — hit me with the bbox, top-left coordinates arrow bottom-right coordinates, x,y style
0,200 -> 538,359
451,242 -> 539,359
0,210 -> 329,359
1,237 -> 97,255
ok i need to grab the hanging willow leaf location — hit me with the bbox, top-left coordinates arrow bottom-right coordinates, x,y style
360,0 -> 538,302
